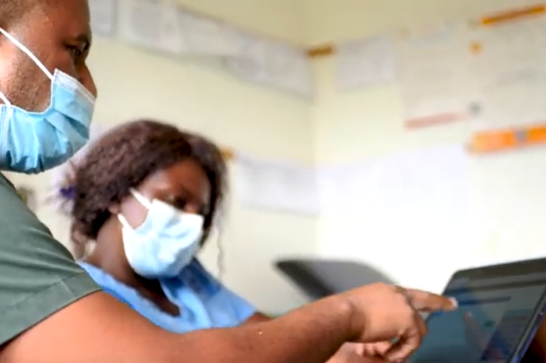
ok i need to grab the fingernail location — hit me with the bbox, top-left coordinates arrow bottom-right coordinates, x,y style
449,297 -> 458,308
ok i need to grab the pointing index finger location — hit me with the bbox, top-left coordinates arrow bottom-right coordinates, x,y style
404,289 -> 458,312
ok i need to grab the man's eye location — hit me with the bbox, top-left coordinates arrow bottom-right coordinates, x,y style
67,46 -> 83,59
72,48 -> 83,57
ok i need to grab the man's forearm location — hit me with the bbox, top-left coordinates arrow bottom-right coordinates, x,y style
172,294 -> 354,363
1,292 -> 354,363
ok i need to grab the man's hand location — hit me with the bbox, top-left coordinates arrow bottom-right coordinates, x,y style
0,283 -> 454,363
342,283 -> 457,362
327,343 -> 386,363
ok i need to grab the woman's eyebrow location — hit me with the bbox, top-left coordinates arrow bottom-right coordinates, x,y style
176,185 -> 210,212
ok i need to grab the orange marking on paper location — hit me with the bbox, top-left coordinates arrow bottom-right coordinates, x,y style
469,123 -> 546,153
470,42 -> 482,54
480,4 -> 545,26
405,112 -> 466,129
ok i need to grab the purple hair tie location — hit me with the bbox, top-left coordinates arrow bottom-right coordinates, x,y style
60,186 -> 76,200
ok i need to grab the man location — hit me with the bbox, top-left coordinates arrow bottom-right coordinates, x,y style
0,0 -> 456,362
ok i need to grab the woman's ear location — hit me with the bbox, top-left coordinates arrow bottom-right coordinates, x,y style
108,203 -> 121,214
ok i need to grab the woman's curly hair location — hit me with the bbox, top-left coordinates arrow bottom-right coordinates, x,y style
68,120 -> 227,254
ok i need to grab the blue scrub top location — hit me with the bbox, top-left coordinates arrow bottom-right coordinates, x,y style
79,259 -> 255,333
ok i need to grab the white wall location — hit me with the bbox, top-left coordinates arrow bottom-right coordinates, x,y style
174,0 -> 305,43
302,0 -> 537,45
303,0 -> 546,293
8,0 -> 313,314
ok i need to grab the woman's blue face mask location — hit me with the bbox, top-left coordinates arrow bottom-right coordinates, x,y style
118,189 -> 204,279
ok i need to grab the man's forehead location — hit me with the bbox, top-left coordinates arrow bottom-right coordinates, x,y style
48,0 -> 91,32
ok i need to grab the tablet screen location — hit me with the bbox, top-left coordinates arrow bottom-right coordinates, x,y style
411,273 -> 546,363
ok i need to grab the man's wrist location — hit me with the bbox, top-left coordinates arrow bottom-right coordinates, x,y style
326,293 -> 356,342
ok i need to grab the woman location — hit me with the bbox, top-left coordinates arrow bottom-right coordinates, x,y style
54,119 -> 399,362
53,119 -> 268,331
44,119 -> 468,363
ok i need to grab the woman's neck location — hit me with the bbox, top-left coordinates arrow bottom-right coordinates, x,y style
84,249 -> 180,316
84,249 -> 143,289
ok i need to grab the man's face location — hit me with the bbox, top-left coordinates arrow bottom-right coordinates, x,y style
0,0 -> 97,111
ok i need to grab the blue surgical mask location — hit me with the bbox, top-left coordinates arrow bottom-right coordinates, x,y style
118,189 -> 204,279
0,27 -> 95,174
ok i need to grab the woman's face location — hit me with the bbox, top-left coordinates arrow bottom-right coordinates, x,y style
119,159 -> 211,229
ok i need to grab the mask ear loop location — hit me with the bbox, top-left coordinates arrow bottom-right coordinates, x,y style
117,213 -> 133,230
214,186 -> 233,281
215,214 -> 226,281
0,91 -> 11,106
0,28 -> 52,109
117,189 -> 152,229
0,28 -> 53,81
130,188 -> 153,209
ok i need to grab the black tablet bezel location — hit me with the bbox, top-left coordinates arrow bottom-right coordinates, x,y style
423,257 -> 546,363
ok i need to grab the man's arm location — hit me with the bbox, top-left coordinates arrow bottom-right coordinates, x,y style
1,286 -> 457,363
245,312 -> 271,324
0,176 -> 455,363
0,291 -> 352,363
0,176 -> 350,363
244,312 -> 374,363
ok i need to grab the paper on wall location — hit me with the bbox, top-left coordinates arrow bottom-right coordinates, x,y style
225,31 -> 313,97
317,146 -> 470,220
224,32 -> 269,83
336,34 -> 397,89
178,10 -> 240,57
88,0 -> 117,37
317,146 -> 472,288
490,0 -> 546,10
112,0 -> 314,95
117,0 -> 184,55
468,12 -> 546,131
398,22 -> 471,128
234,153 -> 319,216
266,41 -> 313,97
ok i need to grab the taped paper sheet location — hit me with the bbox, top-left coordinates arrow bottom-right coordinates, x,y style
318,146 -> 470,218
336,35 -> 397,89
225,31 -> 313,97
178,10 -> 240,57
468,11 -> 546,131
89,0 -> 117,37
117,0 -> 184,55
234,153 -> 319,216
318,146 -> 472,289
398,23 -> 471,128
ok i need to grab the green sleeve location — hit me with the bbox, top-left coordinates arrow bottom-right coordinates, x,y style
0,174 -> 101,345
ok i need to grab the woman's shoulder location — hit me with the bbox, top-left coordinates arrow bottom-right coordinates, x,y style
77,261 -> 116,283
77,261 -> 139,308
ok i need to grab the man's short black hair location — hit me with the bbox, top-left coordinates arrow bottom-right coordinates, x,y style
0,0 -> 48,28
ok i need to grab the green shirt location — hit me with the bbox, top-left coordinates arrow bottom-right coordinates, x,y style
0,174 -> 100,344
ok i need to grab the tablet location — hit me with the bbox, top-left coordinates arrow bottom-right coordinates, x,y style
411,258 -> 546,363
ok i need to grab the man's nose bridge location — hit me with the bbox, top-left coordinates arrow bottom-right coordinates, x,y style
82,68 -> 98,98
